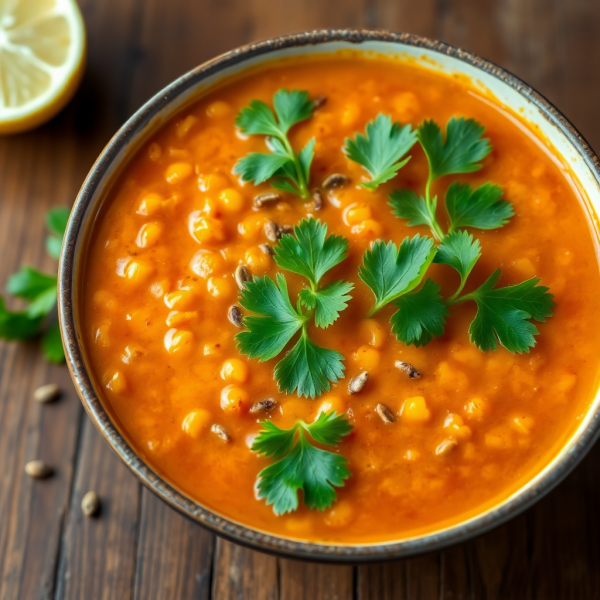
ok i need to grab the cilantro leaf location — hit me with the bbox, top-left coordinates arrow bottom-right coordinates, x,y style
46,207 -> 70,238
305,410 -> 353,445
299,280 -> 354,328
434,230 -> 481,297
274,331 -> 345,398
236,274 -> 306,361
446,182 -> 514,232
461,270 -> 554,353
234,89 -> 315,197
7,267 -> 56,302
388,189 -> 434,228
391,279 -> 448,346
46,207 -> 70,259
345,114 -> 417,190
234,152 -> 292,186
418,117 -> 491,180
252,411 -> 352,515
0,297 -> 42,340
274,218 -> 349,286
42,320 -> 65,363
251,420 -> 297,459
359,235 -> 437,315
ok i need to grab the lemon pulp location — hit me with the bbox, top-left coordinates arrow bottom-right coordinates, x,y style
0,0 -> 86,135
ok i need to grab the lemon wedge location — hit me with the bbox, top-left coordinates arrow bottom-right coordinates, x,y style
0,0 -> 86,135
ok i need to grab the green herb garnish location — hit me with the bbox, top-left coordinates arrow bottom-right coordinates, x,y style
0,207 -> 69,362
233,89 -> 315,198
359,235 -> 437,317
344,114 -> 417,191
236,218 -> 352,397
436,231 -> 554,352
388,117 -> 504,241
252,410 -> 352,515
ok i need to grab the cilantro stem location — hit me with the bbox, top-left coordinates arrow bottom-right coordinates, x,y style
424,175 -> 445,242
280,136 -> 309,198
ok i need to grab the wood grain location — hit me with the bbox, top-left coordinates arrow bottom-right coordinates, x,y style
211,539 -> 278,600
54,418 -> 140,600
0,1 -> 600,599
133,489 -> 214,600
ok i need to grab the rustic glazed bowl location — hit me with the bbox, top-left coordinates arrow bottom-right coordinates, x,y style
58,29 -> 600,562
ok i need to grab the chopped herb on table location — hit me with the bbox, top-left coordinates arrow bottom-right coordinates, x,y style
252,410 -> 353,515
0,207 -> 69,362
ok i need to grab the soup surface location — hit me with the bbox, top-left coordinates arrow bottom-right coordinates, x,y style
81,54 -> 600,543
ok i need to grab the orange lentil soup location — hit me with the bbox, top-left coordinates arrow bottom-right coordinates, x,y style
81,55 -> 600,543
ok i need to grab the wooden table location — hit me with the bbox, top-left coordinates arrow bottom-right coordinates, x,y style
2,1 -> 600,598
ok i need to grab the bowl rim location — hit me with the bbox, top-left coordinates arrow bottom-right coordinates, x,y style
58,28 -> 600,563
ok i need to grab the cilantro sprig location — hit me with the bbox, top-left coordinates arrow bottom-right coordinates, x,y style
233,89 -> 315,198
236,218 -> 353,397
252,410 -> 352,515
1,207 -> 69,362
389,117 -> 512,241
436,232 -> 554,352
344,114 -> 417,191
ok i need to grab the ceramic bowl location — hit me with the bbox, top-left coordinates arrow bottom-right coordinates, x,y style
58,29 -> 600,562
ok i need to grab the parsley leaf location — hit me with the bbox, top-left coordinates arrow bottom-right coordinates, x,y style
433,230 -> 482,298
391,279 -> 449,347
274,330 -> 345,397
46,207 -> 70,259
345,114 -> 417,190
446,182 -> 514,232
299,280 -> 354,328
359,235 -> 436,316
418,117 -> 491,181
458,270 -> 554,353
42,320 -> 65,363
274,218 -> 349,287
234,89 -> 315,197
237,273 -> 306,361
0,207 -> 69,362
237,219 -> 352,398
252,411 -> 352,515
388,188 -> 445,240
0,298 -> 43,340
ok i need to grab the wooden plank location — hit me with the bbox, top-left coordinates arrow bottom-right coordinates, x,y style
133,489 -> 214,600
54,418 -> 141,600
356,561 -> 406,600
211,539 -> 279,600
278,560 -> 354,600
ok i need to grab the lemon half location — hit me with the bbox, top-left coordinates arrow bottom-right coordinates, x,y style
0,0 -> 86,135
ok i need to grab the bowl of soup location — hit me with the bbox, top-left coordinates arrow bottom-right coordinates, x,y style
58,30 -> 600,561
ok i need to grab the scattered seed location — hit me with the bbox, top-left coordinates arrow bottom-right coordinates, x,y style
81,491 -> 100,517
322,173 -> 350,189
349,371 -> 369,394
250,398 -> 278,414
395,361 -> 422,379
259,243 -> 274,256
33,383 -> 60,404
376,403 -> 396,423
253,192 -> 281,208
25,460 -> 53,479
435,438 -> 458,456
235,264 -> 252,291
313,95 -> 327,109
264,221 -> 279,242
279,224 -> 293,235
312,189 -> 323,211
228,305 -> 243,328
211,424 -> 230,442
